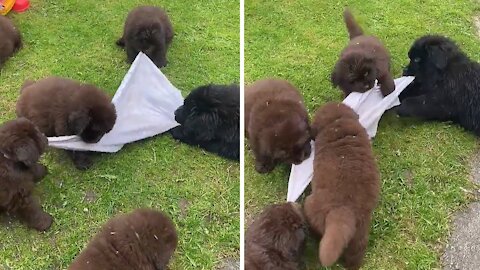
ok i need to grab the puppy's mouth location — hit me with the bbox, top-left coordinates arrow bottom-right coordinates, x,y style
81,134 -> 103,144
403,66 -> 416,76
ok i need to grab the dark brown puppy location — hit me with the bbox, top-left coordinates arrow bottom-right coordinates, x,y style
304,102 -> 380,270
16,77 -> 116,170
69,208 -> 178,270
117,6 -> 174,68
0,15 -> 22,68
331,9 -> 394,97
245,202 -> 307,270
245,78 -> 311,173
0,118 -> 52,231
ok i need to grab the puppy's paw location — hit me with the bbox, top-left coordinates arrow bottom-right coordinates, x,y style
255,160 -> 275,174
31,212 -> 53,232
170,126 -> 184,140
72,154 -> 93,170
33,164 -> 48,182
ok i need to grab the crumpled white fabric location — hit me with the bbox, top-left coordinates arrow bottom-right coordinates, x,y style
286,76 -> 415,202
47,52 -> 184,153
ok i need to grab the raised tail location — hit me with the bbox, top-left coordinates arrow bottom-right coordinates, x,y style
319,207 -> 356,267
343,9 -> 363,39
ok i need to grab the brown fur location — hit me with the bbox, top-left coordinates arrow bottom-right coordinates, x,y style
245,202 -> 307,270
245,78 -> 311,173
0,15 -> 22,68
16,77 -> 117,170
117,6 -> 174,68
0,118 -> 52,231
331,9 -> 394,97
304,102 -> 380,270
69,208 -> 178,270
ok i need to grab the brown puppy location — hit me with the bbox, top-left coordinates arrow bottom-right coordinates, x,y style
0,15 -> 22,68
117,6 -> 174,68
0,118 -> 52,231
69,208 -> 178,270
16,77 -> 116,170
245,202 -> 307,270
304,102 -> 380,270
245,78 -> 311,173
331,9 -> 394,97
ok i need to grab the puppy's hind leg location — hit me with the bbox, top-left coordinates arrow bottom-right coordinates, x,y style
16,195 -> 52,231
341,222 -> 370,270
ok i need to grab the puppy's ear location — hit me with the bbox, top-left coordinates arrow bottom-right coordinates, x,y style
8,139 -> 40,167
68,110 -> 91,135
331,63 -> 341,87
428,45 -> 448,69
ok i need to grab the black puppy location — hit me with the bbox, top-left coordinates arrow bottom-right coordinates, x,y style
117,6 -> 174,68
397,35 -> 480,135
171,84 -> 240,161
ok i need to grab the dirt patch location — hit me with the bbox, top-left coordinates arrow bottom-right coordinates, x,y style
178,199 -> 189,219
442,151 -> 480,269
474,15 -> 480,38
83,190 -> 98,203
217,257 -> 240,270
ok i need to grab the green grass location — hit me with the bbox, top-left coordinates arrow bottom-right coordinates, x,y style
0,1 -> 239,269
245,0 -> 479,269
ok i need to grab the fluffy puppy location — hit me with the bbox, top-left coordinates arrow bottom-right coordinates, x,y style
397,35 -> 480,135
0,15 -> 22,68
245,203 -> 307,270
245,78 -> 311,173
117,6 -> 174,68
69,208 -> 178,270
304,102 -> 380,270
171,84 -> 240,161
0,118 -> 52,231
331,9 -> 394,97
16,77 -> 117,170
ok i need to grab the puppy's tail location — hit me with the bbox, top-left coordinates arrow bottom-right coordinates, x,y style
343,9 -> 363,39
319,206 -> 356,267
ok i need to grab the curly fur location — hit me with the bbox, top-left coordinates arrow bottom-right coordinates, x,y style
69,208 -> 178,270
170,84 -> 239,161
331,9 -> 394,97
245,203 -> 307,270
0,118 -> 52,231
397,35 -> 480,135
117,6 -> 174,68
0,15 -> 22,68
16,77 -> 117,170
304,103 -> 380,270
245,78 -> 311,173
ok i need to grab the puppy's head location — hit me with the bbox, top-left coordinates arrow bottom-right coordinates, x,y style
403,35 -> 461,79
0,117 -> 48,167
247,203 -> 306,258
332,51 -> 377,93
252,106 -> 311,173
133,24 -> 167,67
311,102 -> 359,138
69,86 -> 117,143
175,84 -> 239,141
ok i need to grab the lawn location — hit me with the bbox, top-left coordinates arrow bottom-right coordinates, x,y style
245,0 -> 479,269
0,1 -> 239,269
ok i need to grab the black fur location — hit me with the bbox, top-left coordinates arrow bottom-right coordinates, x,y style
170,84 -> 239,161
397,35 -> 480,135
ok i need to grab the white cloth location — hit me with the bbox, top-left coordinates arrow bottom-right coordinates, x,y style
47,52 -> 184,153
287,76 -> 415,202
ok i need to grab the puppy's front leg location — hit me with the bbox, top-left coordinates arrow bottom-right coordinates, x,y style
378,72 -> 395,96
66,150 -> 93,170
396,95 -> 452,121
254,155 -> 276,173
17,196 -> 52,231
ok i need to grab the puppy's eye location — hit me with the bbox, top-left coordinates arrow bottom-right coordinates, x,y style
414,57 -> 421,63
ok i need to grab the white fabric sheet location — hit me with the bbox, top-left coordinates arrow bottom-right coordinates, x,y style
47,52 -> 184,153
286,76 -> 415,202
